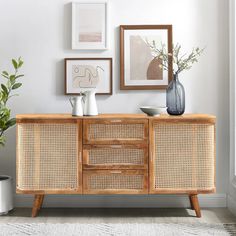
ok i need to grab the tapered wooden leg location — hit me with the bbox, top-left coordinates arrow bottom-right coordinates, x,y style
32,195 -> 44,217
189,194 -> 201,218
38,195 -> 44,210
189,195 -> 194,210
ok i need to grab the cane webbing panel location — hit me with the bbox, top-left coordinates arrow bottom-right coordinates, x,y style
87,123 -> 145,140
86,173 -> 144,190
17,123 -> 79,191
87,148 -> 145,166
154,123 -> 214,190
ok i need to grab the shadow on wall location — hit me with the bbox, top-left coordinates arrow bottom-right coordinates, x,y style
55,59 -> 65,97
64,3 -> 72,51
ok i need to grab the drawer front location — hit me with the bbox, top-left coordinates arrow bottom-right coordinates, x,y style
83,119 -> 148,144
83,170 -> 148,194
83,144 -> 148,169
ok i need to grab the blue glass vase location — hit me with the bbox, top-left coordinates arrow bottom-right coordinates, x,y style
166,74 -> 185,115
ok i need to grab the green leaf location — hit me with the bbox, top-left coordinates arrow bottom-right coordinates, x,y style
10,75 -> 15,83
1,84 -> 8,94
12,59 -> 18,69
0,136 -> 6,146
1,93 -> 7,104
12,83 -> 22,89
18,60 -> 24,68
15,74 -> 24,79
1,74 -> 9,79
2,71 -> 8,76
5,118 -> 16,128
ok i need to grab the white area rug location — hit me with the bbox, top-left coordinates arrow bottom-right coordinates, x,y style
0,223 -> 235,236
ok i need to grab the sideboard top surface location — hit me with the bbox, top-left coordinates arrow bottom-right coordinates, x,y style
16,113 -> 216,123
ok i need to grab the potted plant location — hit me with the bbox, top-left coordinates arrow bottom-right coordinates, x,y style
146,42 -> 204,115
0,58 -> 24,215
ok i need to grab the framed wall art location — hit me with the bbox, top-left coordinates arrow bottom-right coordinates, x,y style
120,25 -> 173,90
72,1 -> 108,50
65,58 -> 112,95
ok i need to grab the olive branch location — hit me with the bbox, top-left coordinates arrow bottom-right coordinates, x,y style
146,40 -> 204,75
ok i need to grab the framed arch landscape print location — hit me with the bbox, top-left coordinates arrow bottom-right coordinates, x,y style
120,25 -> 173,90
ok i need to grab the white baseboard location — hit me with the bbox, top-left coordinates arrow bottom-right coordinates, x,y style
14,194 -> 226,208
227,195 -> 236,216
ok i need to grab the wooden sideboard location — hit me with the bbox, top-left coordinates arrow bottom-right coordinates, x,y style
16,114 -> 216,217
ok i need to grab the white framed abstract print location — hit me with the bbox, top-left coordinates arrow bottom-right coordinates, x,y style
72,1 -> 108,50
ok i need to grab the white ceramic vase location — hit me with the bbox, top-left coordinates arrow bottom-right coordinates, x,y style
0,176 -> 13,215
69,96 -> 83,116
83,90 -> 98,116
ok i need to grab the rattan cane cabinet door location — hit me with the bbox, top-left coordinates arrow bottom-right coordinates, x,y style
83,119 -> 148,144
150,120 -> 215,194
16,120 -> 82,194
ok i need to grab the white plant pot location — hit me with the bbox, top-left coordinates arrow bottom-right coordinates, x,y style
0,176 -> 13,215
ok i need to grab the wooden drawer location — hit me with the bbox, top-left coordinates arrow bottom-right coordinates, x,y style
83,144 -> 148,169
83,170 -> 148,194
83,119 -> 148,144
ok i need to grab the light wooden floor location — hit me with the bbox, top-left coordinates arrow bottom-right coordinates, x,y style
0,208 -> 235,224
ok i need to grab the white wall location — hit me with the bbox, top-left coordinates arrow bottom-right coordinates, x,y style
0,0 -> 229,207
228,0 -> 236,215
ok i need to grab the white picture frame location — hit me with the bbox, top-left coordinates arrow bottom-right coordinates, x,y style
72,1 -> 109,50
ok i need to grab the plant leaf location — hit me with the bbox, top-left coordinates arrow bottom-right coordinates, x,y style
12,59 -> 18,69
2,71 -> 8,76
5,118 -> 16,128
10,75 -> 15,83
1,74 -> 9,79
15,74 -> 24,79
12,83 -> 22,89
1,84 -> 8,94
18,60 -> 24,68
0,136 -> 6,146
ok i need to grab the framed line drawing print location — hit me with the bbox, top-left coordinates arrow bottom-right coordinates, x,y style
72,1 -> 108,50
65,58 -> 112,95
120,25 -> 173,90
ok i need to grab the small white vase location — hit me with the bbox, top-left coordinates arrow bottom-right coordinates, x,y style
83,90 -> 98,116
0,176 -> 13,215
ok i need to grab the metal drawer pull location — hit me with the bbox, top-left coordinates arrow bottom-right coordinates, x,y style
110,171 -> 122,174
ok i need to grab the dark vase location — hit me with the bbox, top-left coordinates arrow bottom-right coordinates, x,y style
166,73 -> 185,115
